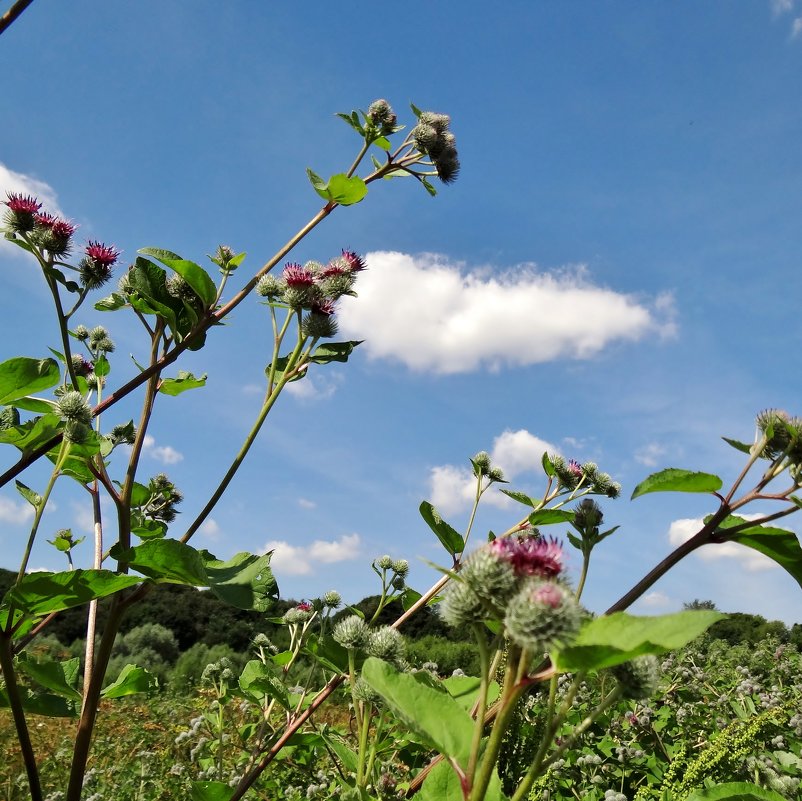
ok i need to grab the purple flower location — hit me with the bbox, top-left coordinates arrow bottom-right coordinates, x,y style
5,193 -> 41,214
282,263 -> 315,287
490,534 -> 564,578
85,241 -> 119,268
340,249 -> 366,272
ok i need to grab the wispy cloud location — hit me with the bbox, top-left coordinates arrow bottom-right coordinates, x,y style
142,434 -> 183,465
771,0 -> 793,16
338,252 -> 676,374
429,429 -> 558,515
298,498 -> 317,510
634,442 -> 666,467
0,495 -> 35,524
200,519 -> 221,540
263,533 -> 361,576
284,374 -> 341,401
636,591 -> 672,609
667,517 -> 777,572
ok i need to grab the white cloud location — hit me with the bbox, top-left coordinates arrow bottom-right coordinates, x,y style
771,0 -> 793,16
0,495 -> 34,524
298,498 -> 317,509
634,442 -> 666,467
0,164 -> 64,257
284,374 -> 340,401
792,15 -> 802,36
637,591 -> 671,609
142,434 -> 184,465
667,517 -> 777,572
263,533 -> 361,576
337,252 -> 676,374
429,429 -> 558,515
200,519 -> 221,540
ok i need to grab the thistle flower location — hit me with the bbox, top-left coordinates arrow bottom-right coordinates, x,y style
439,578 -> 486,628
367,98 -> 397,134
79,241 -> 119,290
31,214 -> 77,256
56,391 -> 92,426
340,249 -> 367,273
283,263 -> 316,287
490,534 -> 564,579
333,615 -> 369,649
301,308 -> 338,339
283,603 -> 314,624
70,354 -> 94,378
3,192 -> 41,233
504,579 -> 581,654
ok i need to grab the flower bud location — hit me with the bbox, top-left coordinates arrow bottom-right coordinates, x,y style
376,555 -> 393,570
64,419 -> 91,444
109,423 -> 136,446
301,310 -> 338,339
366,626 -> 405,662
56,391 -> 92,426
333,615 -> 369,649
391,559 -> 409,578
283,603 -> 314,625
352,677 -> 381,705
612,655 -> 660,700
472,451 -> 491,476
255,274 -> 285,298
322,590 -> 342,608
440,577 -> 486,628
0,406 -> 20,431
461,546 -> 517,609
504,579 -> 581,655
488,466 -> 505,483
74,325 -> 90,341
573,499 -> 603,532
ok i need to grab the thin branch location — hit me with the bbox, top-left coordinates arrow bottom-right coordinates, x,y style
0,0 -> 34,36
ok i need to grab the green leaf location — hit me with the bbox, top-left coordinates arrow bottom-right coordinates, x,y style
421,176 -> 437,197
631,468 -> 723,499
238,660 -> 290,709
0,685 -> 76,717
112,540 -> 279,611
373,135 -> 391,151
17,653 -> 81,700
722,437 -> 754,455
554,610 -> 725,673
101,664 -> 158,698
713,515 -> 802,589
4,570 -> 143,616
321,731 -> 359,773
15,479 -> 41,508
138,247 -> 217,308
190,781 -> 231,801
10,396 -> 54,414
541,452 -> 556,477
442,675 -> 500,712
0,357 -> 59,405
309,340 -> 362,365
410,102 -> 423,118
361,657 -> 474,767
94,292 -> 128,311
419,759 -> 507,801
93,355 -> 110,378
306,167 -> 328,193
419,501 -> 465,556
336,111 -> 365,136
499,489 -> 537,507
0,413 -> 62,456
685,782 -> 788,801
326,174 -> 368,205
159,371 -> 207,396
528,508 -> 575,526
401,587 -> 422,611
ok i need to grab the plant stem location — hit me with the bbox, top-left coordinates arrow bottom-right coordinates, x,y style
465,625 -> 492,784
0,632 -> 42,801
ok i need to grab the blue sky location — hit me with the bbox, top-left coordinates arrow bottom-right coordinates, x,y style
2,1 -> 802,624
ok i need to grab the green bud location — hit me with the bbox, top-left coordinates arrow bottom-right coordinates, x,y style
64,419 -> 91,444
94,336 -> 115,354
333,615 -> 369,649
461,546 -> 517,610
0,406 -> 20,431
255,274 -> 285,298
488,466 -> 505,482
352,677 -> 381,705
322,590 -> 342,608
439,578 -> 485,628
472,451 -> 492,476
612,655 -> 660,700
504,579 -> 581,655
89,325 -> 109,344
573,499 -> 603,532
74,325 -> 90,340
391,559 -> 409,578
301,310 -> 338,339
56,391 -> 92,426
366,626 -> 405,662
376,555 -> 393,570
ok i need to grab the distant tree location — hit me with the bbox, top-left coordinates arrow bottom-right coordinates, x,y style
683,599 -> 718,610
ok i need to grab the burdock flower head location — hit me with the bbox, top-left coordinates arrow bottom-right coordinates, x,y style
79,241 -> 120,290
283,602 -> 314,625
490,534 -> 565,579
504,579 -> 581,655
410,111 -> 460,184
281,262 -> 320,309
31,213 -> 77,256
3,193 -> 41,233
367,98 -> 397,135
302,301 -> 338,339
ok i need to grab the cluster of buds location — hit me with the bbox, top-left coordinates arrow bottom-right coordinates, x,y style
282,601 -> 314,625
142,473 -> 183,523
366,98 -> 398,137
550,455 -> 621,498
410,111 -> 460,184
255,250 -> 366,339
55,390 -> 93,443
440,533 -> 581,656
3,193 -> 119,287
471,450 -> 506,483
333,615 -> 408,669
373,554 -> 409,591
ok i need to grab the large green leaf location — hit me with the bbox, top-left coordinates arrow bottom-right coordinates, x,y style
527,508 -> 575,526
238,660 -> 290,709
158,370 -> 207,396
631,468 -> 722,499
361,657 -> 475,767
419,759 -> 507,801
190,781 -> 231,801
309,341 -> 362,364
685,782 -> 788,801
554,610 -> 724,673
712,515 -> 802,589
4,570 -> 143,616
0,357 -> 59,405
113,540 -> 278,611
0,685 -> 76,717
139,248 -> 217,308
101,664 -> 158,698
420,501 -> 464,556
17,653 -> 81,700
306,169 -> 368,205
442,674 -> 500,712
0,413 -> 62,457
